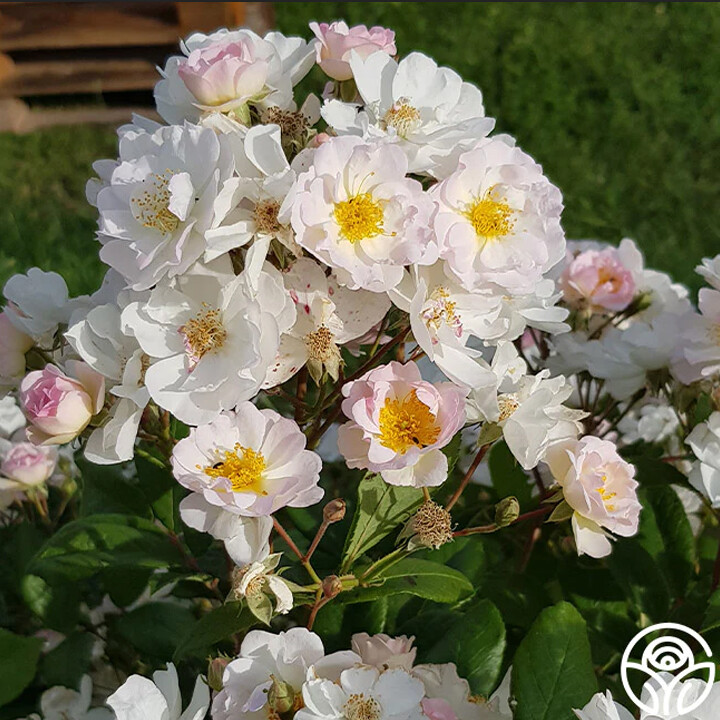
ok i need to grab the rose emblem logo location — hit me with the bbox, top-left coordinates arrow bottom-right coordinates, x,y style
621,622 -> 715,716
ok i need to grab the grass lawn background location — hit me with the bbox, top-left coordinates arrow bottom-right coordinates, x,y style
1,2 -> 718,297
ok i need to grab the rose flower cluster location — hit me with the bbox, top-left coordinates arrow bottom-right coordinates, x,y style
3,18 -> 719,720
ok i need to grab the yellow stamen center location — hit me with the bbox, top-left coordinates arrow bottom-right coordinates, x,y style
131,169 -> 180,234
422,286 -> 463,338
344,695 -> 381,720
464,187 -> 514,240
383,100 -> 421,138
596,473 -> 617,511
203,443 -> 267,494
378,389 -> 440,454
179,306 -> 227,368
334,193 -> 384,243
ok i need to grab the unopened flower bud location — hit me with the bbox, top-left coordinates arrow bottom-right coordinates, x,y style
495,497 -> 520,528
207,656 -> 229,692
322,575 -> 343,599
267,675 -> 296,715
323,498 -> 346,524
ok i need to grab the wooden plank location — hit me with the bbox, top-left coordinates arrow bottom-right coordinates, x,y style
0,58 -> 159,97
177,2 -> 273,36
0,2 -> 179,51
0,98 -> 160,133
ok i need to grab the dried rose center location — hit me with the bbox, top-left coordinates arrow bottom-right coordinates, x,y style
304,325 -> 336,362
378,389 -> 440,454
131,169 -> 180,234
262,106 -> 309,139
383,99 -> 421,138
344,694 -> 381,720
180,307 -> 227,369
497,394 -> 519,422
254,200 -> 283,235
422,286 -> 463,339
334,193 -> 384,243
464,187 -> 514,240
203,444 -> 267,494
706,324 -> 720,344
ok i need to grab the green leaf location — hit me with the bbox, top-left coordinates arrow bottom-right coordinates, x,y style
703,590 -> 720,633
101,567 -> 152,608
174,602 -> 256,661
640,485 -> 696,597
489,442 -> 533,509
115,603 -> 196,659
135,456 -> 181,531
40,632 -> 95,688
0,629 -> 43,706
512,602 -> 598,720
78,457 -> 151,519
548,500 -> 574,523
607,540 -> 671,621
21,574 -> 80,634
421,599 -> 506,696
340,559 -> 473,605
30,514 -> 184,581
341,473 -> 425,572
631,457 -> 694,491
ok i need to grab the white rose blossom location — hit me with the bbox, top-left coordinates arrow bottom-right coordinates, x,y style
212,628 -> 324,720
122,262 -> 294,425
107,663 -> 209,720
91,122 -> 235,290
322,51 -> 494,176
432,136 -> 565,295
686,411 -> 720,507
284,135 -> 437,293
265,257 -> 390,386
154,28 -> 315,125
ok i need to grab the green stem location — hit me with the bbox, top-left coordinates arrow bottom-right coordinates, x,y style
135,447 -> 170,469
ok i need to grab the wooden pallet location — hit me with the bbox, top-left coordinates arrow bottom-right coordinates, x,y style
0,1 -> 275,133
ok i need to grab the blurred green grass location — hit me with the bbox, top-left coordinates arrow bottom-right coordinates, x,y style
2,2 -> 719,296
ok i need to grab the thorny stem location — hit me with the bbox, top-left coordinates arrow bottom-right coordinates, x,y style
304,327 -> 411,447
307,593 -> 330,630
598,389 -> 646,438
304,518 -> 330,563
295,367 -> 308,423
445,443 -> 492,511
273,517 -> 322,585
713,513 -> 720,593
453,505 -> 553,537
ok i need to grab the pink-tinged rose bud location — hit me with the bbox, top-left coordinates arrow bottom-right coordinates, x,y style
310,132 -> 332,148
177,39 -> 269,110
309,21 -> 396,81
560,247 -> 635,312
351,632 -> 417,671
0,311 -> 33,379
338,361 -> 467,488
421,698 -> 458,720
544,436 -> 641,558
1,442 -> 57,486
19,360 -> 105,446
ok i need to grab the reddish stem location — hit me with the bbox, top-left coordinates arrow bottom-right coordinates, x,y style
445,443 -> 491,511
